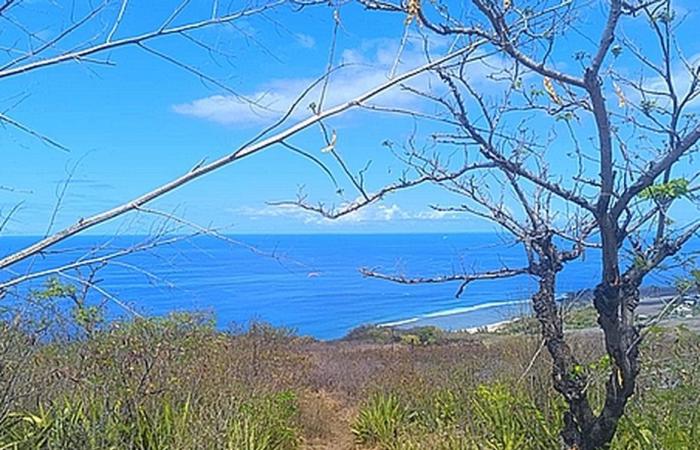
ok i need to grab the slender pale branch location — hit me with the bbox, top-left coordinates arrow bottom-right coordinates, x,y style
0,1 -> 285,81
0,43 -> 477,271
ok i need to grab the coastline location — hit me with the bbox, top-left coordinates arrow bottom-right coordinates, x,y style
378,298 -> 531,332
459,318 -> 519,334
374,287 -> 698,336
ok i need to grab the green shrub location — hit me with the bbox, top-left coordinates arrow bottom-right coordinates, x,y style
350,382 -> 564,450
343,325 -> 444,345
227,391 -> 300,450
469,382 -> 561,450
0,392 -> 302,450
1,302 -> 698,450
614,389 -> 700,449
615,328 -> 700,449
563,306 -> 598,330
352,392 -> 410,447
422,389 -> 460,431
496,316 -> 540,335
0,397 -> 193,449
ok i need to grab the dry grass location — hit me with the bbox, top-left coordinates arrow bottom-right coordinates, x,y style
0,305 -> 698,449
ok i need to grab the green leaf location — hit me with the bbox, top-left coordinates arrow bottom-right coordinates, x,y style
639,178 -> 690,201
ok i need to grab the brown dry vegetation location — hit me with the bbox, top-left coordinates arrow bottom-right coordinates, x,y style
0,309 -> 698,449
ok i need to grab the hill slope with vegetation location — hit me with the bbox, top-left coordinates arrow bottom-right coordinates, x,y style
1,309 -> 698,449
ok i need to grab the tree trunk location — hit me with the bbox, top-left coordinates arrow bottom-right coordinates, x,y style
567,280 -> 641,450
529,238 -> 598,449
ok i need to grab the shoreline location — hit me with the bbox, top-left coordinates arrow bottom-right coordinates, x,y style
377,298 -> 531,332
373,289 -> 698,336
459,318 -> 519,334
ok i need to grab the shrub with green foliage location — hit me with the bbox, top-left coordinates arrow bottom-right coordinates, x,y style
348,325 -> 700,450
344,325 -> 444,345
351,383 -> 563,450
352,392 -> 410,446
0,279 -> 698,450
0,392 -> 301,450
227,391 -> 300,450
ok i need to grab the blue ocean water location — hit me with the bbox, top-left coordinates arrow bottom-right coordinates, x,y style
0,234 -> 690,339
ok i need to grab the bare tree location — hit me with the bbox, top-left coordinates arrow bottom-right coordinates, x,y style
2,1 -> 698,446
280,0 -> 700,448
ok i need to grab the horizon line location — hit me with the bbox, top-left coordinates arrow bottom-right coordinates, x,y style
0,230 -> 508,239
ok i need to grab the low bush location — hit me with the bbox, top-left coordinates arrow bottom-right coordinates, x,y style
0,282 -> 697,450
352,392 -> 410,447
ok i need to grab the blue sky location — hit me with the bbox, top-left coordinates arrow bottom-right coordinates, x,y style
1,0 -> 699,236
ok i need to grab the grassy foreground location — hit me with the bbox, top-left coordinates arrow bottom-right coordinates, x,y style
0,312 -> 698,449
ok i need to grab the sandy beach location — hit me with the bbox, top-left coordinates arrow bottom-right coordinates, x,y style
393,291 -> 700,334
460,318 -> 520,334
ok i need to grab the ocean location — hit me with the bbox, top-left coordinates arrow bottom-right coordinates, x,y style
0,233 -> 690,339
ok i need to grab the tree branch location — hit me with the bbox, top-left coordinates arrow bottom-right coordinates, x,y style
0,42 -> 477,271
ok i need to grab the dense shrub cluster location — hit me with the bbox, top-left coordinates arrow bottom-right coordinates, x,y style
0,284 -> 698,449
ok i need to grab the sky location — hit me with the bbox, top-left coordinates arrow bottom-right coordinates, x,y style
1,0 -> 699,236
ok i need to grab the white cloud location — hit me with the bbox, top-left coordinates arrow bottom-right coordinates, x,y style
173,36 -> 515,127
414,209 -> 459,220
172,93 -> 289,125
233,202 -> 460,226
378,204 -> 402,221
172,38 -> 463,126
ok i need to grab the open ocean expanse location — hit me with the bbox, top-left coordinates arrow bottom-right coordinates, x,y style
0,233 -> 693,339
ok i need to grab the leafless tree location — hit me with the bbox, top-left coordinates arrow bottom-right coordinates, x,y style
1,1 -> 698,446
279,0 -> 700,448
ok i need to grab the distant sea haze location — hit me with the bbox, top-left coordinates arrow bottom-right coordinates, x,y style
1,234 -> 694,339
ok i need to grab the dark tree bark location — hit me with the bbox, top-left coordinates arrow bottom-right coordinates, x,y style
285,1 -> 700,448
